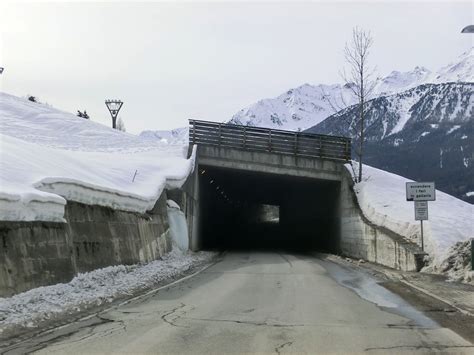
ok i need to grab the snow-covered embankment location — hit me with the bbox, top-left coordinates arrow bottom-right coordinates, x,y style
350,163 -> 473,282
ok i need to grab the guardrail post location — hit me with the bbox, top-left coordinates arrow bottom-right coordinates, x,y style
269,130 -> 272,152
294,132 -> 298,155
218,123 -> 222,147
319,138 -> 323,158
192,120 -> 196,144
345,139 -> 350,161
243,126 -> 247,149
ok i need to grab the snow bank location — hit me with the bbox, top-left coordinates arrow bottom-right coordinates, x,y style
167,200 -> 189,251
0,251 -> 215,332
348,163 -> 473,271
0,92 -> 195,222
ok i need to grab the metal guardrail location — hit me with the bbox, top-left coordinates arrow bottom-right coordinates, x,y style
189,119 -> 351,162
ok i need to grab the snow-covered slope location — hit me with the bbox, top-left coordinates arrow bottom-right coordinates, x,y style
424,47 -> 474,84
350,163 -> 473,273
0,92 -> 195,222
229,83 -> 356,131
373,66 -> 431,96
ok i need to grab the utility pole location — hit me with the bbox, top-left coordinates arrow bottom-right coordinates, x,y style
105,99 -> 123,129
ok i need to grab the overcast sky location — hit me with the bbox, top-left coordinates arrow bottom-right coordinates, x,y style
0,1 -> 472,133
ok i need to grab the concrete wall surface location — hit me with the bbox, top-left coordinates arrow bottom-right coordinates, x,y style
339,169 -> 426,271
197,146 -> 344,181
0,194 -> 171,297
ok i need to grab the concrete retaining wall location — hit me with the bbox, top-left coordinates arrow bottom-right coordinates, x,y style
339,169 -> 426,271
0,193 -> 171,297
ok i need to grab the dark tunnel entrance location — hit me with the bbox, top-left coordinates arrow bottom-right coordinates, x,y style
199,166 -> 341,253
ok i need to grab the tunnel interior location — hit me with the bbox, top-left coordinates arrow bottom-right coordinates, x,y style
199,166 -> 341,252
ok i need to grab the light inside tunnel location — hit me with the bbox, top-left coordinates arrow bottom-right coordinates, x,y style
198,166 -> 341,253
256,204 -> 280,224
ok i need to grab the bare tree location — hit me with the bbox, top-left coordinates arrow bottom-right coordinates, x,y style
342,27 -> 376,182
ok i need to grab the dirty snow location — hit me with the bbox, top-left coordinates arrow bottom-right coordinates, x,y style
167,200 -> 189,251
0,251 -> 215,333
423,240 -> 473,284
348,163 -> 473,273
0,92 -> 195,222
447,125 -> 461,134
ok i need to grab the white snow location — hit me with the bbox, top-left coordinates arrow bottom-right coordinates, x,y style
167,200 -> 189,251
420,131 -> 430,137
393,138 -> 403,147
447,125 -> 461,134
0,92 -> 195,222
349,163 -> 473,270
0,251 -> 215,332
229,83 -> 356,131
466,191 -> 474,197
373,66 -> 431,96
424,47 -> 474,84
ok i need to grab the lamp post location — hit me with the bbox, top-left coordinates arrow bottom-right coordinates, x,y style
461,25 -> 474,33
105,99 -> 123,129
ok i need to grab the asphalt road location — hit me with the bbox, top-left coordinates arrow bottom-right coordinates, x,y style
23,252 -> 474,354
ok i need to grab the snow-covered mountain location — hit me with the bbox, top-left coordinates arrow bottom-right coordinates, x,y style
228,83 -> 356,131
228,47 -> 473,131
424,47 -> 474,84
306,82 -> 474,203
372,66 -> 431,96
307,83 -> 473,141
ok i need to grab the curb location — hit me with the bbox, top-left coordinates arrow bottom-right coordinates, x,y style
399,278 -> 474,317
325,253 -> 474,318
0,255 -> 220,349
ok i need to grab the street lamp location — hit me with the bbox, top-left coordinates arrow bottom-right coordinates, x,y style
105,99 -> 123,129
461,25 -> 474,33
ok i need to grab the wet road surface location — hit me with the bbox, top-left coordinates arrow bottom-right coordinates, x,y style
9,252 -> 474,354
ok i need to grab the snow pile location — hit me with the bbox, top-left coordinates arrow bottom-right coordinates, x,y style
167,200 -> 189,251
349,163 -> 473,273
424,240 -> 473,283
0,251 -> 215,332
0,92 -> 195,222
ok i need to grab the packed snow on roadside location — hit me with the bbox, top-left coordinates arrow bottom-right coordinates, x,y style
0,250 -> 215,332
348,163 -> 473,282
0,92 -> 194,222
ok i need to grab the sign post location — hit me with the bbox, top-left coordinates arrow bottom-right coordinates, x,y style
414,201 -> 428,250
406,182 -> 435,251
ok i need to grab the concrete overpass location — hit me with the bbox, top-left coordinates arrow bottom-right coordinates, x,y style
174,120 -> 425,271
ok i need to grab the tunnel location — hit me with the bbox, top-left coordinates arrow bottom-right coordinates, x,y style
198,166 -> 341,253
